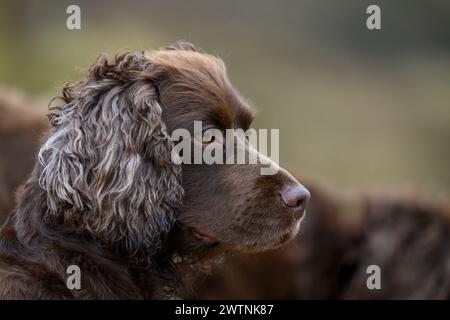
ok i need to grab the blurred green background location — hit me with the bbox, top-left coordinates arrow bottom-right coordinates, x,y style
1,0 -> 449,195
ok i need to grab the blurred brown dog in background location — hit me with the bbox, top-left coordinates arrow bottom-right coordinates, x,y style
0,87 -> 47,219
189,185 -> 450,299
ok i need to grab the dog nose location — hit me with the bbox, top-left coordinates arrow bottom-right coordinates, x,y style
279,184 -> 310,216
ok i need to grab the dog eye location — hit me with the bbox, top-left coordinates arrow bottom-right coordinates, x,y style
195,130 -> 216,144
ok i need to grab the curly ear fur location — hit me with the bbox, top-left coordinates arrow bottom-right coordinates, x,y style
38,52 -> 183,256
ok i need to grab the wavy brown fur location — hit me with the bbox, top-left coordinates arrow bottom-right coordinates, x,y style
0,50 -> 184,298
39,53 -> 182,256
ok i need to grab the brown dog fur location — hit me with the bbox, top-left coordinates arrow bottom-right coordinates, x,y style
0,88 -> 48,220
0,43 -> 307,299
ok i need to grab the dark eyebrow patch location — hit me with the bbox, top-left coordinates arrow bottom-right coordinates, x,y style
210,102 -> 234,129
236,105 -> 255,130
226,90 -> 255,130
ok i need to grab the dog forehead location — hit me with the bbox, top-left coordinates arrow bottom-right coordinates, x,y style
147,49 -> 225,74
148,49 -> 255,129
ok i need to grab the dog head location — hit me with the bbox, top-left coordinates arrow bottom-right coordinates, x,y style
38,42 -> 310,260
151,43 -> 310,255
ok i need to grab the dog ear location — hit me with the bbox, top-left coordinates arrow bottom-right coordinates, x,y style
38,52 -> 183,257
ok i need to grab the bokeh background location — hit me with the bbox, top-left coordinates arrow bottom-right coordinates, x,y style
1,0 -> 449,195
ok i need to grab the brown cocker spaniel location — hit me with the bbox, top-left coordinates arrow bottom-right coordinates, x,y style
0,42 -> 309,299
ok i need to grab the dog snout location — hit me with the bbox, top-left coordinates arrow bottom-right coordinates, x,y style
279,183 -> 310,218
